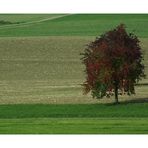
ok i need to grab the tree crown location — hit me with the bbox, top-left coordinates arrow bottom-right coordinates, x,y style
81,24 -> 145,99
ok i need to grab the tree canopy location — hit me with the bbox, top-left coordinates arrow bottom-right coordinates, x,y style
81,24 -> 145,103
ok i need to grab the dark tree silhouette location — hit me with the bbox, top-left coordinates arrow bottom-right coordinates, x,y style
81,24 -> 145,103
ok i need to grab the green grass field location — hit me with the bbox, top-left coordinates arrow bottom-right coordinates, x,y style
0,103 -> 148,134
0,14 -> 147,134
0,14 -> 148,37
1,103 -> 148,118
1,118 -> 148,134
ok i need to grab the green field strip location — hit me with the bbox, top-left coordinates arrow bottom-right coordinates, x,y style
0,117 -> 148,134
0,103 -> 148,118
0,14 -> 147,37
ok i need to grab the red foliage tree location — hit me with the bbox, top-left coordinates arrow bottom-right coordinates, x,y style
81,24 -> 145,103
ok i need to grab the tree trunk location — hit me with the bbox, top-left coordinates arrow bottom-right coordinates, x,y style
114,83 -> 119,104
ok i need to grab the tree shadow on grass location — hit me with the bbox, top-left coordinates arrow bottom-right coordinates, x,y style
107,97 -> 148,106
121,97 -> 148,104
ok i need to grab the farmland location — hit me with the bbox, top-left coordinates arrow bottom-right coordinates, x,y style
0,36 -> 147,104
0,14 -> 147,133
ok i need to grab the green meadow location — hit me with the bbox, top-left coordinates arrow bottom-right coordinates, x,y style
0,14 -> 147,134
0,14 -> 148,37
0,103 -> 148,134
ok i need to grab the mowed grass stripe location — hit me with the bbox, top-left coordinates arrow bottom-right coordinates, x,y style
0,118 -> 148,134
0,103 -> 148,118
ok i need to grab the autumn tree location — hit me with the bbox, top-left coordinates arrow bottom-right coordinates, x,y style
81,24 -> 145,104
